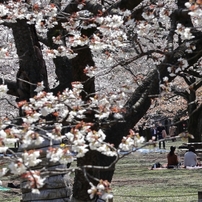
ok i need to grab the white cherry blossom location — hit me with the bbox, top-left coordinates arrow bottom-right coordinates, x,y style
8,159 -> 27,175
119,135 -> 134,151
22,150 -> 42,167
0,84 -> 8,97
0,5 -> 9,17
0,146 -> 8,153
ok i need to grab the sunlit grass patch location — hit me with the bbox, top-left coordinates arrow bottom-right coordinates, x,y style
112,140 -> 202,202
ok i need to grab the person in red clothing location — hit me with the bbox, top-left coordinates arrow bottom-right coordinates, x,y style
167,146 -> 179,168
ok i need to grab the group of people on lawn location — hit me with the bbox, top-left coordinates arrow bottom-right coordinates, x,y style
151,146 -> 199,169
167,145 -> 200,169
151,145 -> 200,169
150,122 -> 200,168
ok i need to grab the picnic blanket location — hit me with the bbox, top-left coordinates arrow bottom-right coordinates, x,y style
150,165 -> 202,170
120,148 -> 168,155
185,166 -> 202,169
0,186 -> 10,191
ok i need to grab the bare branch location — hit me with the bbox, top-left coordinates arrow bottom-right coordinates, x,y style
0,98 -> 18,109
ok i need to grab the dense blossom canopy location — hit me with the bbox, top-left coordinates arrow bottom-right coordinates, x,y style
0,0 -> 202,200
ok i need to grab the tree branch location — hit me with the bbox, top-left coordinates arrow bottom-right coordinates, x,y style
0,78 -> 19,97
63,0 -> 102,15
172,88 -> 189,101
63,0 -> 143,16
106,0 -> 143,13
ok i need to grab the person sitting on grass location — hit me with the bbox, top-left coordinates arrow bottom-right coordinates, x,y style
167,146 -> 179,169
184,146 -> 198,168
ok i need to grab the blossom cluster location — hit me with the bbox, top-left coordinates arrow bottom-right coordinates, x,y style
0,84 -> 8,97
185,0 -> 202,28
43,46 -> 78,60
0,1 -> 58,34
176,23 -> 195,41
167,58 -> 189,78
119,129 -> 145,151
0,82 -> 146,197
20,81 -> 126,125
88,180 -> 113,200
21,171 -> 45,194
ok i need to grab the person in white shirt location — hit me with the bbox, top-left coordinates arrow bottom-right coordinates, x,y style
184,146 -> 198,167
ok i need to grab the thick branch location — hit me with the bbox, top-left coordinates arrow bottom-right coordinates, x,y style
105,34 -> 202,148
167,6 -> 201,51
63,0 -> 102,15
63,0 -> 143,16
106,0 -> 143,13
172,88 -> 189,101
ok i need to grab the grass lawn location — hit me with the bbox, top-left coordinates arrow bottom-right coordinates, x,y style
0,174 -> 21,202
112,140 -> 202,202
0,139 -> 201,202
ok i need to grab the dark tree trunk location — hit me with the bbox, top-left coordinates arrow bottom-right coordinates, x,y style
72,150 -> 116,201
70,46 -> 95,100
9,20 -> 72,201
73,151 -> 99,201
52,56 -> 73,94
67,46 -> 97,200
105,54 -> 175,147
188,104 -> 202,142
46,25 -> 97,200
10,20 -> 49,101
187,89 -> 199,142
46,26 -> 73,94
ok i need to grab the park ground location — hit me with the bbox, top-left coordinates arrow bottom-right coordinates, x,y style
0,139 -> 201,202
112,139 -> 202,202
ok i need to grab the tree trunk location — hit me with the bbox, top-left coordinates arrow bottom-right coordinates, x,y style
10,20 -> 49,101
19,138 -> 72,202
70,46 -> 95,100
71,151 -> 115,201
46,26 -> 73,94
188,104 -> 202,142
186,88 -> 201,142
9,20 -> 72,201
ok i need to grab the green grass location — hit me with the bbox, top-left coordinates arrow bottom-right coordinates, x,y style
0,192 -> 21,202
112,140 -> 202,202
0,175 -> 21,202
0,139 -> 201,202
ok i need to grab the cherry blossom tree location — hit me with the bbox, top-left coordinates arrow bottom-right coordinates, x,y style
0,0 -> 202,202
